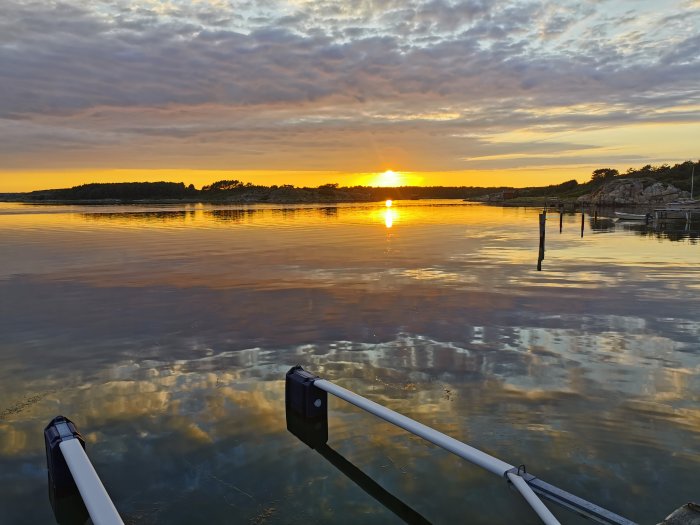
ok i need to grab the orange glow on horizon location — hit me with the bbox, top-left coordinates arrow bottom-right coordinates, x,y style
0,166 -> 601,193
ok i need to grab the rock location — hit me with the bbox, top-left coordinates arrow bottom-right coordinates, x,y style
577,178 -> 690,206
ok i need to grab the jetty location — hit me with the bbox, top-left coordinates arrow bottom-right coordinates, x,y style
652,207 -> 700,223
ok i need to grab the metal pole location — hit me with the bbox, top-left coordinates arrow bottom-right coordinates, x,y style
301,372 -> 636,525
45,416 -> 123,525
315,379 -> 513,476
508,472 -> 561,525
59,439 -> 124,525
316,379 -> 565,522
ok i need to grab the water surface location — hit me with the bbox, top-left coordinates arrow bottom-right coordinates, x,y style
0,201 -> 698,524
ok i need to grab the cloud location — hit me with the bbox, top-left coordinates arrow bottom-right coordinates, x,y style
0,0 -> 698,176
3,0 -> 697,115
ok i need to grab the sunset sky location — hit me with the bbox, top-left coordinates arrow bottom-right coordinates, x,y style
1,0 -> 699,191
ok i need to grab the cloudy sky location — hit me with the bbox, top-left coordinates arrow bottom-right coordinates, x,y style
1,0 -> 699,191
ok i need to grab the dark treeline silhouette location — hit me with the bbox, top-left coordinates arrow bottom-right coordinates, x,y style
4,160 -> 696,203
201,180 -> 246,191
617,160 -> 698,192
507,160 -> 699,202
199,182 -> 500,202
25,182 -> 197,201
585,161 -> 698,189
18,181 -> 499,202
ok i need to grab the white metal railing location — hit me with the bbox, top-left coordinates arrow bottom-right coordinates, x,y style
315,379 -> 514,476
507,471 -> 560,525
315,378 -> 560,524
45,417 -> 124,525
59,438 -> 123,525
286,366 -> 636,525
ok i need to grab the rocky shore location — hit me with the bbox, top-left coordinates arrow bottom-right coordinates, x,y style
577,178 -> 689,206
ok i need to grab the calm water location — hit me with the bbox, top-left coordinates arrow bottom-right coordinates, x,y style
0,201 -> 698,524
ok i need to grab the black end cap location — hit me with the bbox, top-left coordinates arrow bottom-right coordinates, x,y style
285,365 -> 327,420
44,416 -> 85,499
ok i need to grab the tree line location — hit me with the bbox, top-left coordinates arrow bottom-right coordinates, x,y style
15,160 -> 698,202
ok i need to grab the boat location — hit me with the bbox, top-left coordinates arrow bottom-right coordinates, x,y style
614,211 -> 651,221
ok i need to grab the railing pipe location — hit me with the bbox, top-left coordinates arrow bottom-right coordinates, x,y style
315,379 -> 514,477
58,439 -> 123,525
45,416 -> 123,525
286,367 -> 636,525
507,472 -> 561,525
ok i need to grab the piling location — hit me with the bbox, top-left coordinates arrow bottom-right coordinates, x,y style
537,212 -> 546,271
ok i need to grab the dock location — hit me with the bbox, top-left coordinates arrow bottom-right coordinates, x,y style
653,208 -> 700,222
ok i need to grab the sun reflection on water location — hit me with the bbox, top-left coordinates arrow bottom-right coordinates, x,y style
384,207 -> 397,228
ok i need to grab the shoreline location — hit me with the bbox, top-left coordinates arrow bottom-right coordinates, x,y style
0,196 -> 382,206
1,196 -> 564,207
0,196 -> 656,210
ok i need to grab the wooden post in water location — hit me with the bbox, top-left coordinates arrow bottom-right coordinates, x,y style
559,211 -> 563,233
581,210 -> 585,238
537,212 -> 546,271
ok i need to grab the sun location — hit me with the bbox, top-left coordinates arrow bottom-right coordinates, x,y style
375,170 -> 402,187
353,169 -> 422,187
